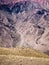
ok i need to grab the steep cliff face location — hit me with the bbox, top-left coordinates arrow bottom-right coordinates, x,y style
0,1 -> 49,54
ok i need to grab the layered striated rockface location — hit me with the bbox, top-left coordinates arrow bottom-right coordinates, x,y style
0,1 -> 49,54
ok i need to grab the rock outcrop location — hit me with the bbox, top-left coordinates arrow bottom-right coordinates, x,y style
0,1 -> 49,54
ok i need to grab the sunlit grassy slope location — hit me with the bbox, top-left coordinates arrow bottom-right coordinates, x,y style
0,47 -> 49,65
0,47 -> 49,58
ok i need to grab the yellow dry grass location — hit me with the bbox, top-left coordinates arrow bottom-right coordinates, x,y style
0,47 -> 49,58
0,47 -> 49,65
0,55 -> 49,65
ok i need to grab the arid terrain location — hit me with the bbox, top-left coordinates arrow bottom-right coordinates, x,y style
0,1 -> 49,53
0,47 -> 49,65
0,0 -> 49,65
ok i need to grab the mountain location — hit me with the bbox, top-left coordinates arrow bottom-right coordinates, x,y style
0,1 -> 42,13
0,4 -> 12,13
12,1 -> 42,13
0,1 -> 49,54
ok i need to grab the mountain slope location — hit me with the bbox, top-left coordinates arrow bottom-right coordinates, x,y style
0,1 -> 49,54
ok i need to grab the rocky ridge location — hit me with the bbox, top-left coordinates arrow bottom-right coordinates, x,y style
0,1 -> 49,54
